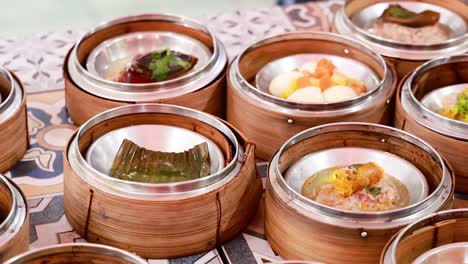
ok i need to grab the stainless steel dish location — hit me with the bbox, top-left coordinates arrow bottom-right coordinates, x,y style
68,104 -> 244,198
0,174 -> 28,257
86,124 -> 225,175
335,1 -> 468,60
285,147 -> 429,210
400,55 -> 468,140
382,209 -> 468,264
86,31 -> 212,83
0,67 -> 23,123
255,54 -> 380,104
3,243 -> 147,264
421,83 -> 468,125
230,32 -> 395,113
68,13 -> 227,102
269,122 -> 453,227
413,242 -> 468,264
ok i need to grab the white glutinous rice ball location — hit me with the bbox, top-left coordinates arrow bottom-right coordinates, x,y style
300,61 -> 317,74
323,85 -> 358,103
287,86 -> 324,103
269,71 -> 302,98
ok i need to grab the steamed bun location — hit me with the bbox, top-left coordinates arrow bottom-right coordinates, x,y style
323,85 -> 358,103
287,86 -> 324,103
269,71 -> 302,98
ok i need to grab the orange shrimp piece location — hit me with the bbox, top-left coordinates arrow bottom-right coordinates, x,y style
312,58 -> 335,79
317,58 -> 335,72
320,76 -> 333,91
349,79 -> 366,94
296,76 -> 310,89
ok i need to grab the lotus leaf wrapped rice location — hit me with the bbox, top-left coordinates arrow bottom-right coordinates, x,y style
110,139 -> 211,183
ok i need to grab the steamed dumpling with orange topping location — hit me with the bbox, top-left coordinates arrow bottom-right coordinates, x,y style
288,86 -> 324,103
269,71 -> 302,98
323,85 -> 358,103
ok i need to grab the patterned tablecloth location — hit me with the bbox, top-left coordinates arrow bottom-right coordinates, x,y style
0,1 -> 426,263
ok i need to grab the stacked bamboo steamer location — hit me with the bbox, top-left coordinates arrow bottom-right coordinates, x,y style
227,32 -> 397,160
0,67 -> 28,172
3,243 -> 147,264
395,55 -> 468,193
63,104 -> 262,259
0,174 -> 29,263
64,14 -> 228,125
265,123 -> 454,264
381,209 -> 468,264
334,0 -> 468,80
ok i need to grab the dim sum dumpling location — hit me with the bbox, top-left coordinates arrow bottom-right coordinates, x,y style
323,85 -> 358,103
287,86 -> 324,103
269,71 -> 302,98
300,61 -> 317,74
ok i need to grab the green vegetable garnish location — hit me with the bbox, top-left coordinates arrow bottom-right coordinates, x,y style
440,89 -> 468,122
149,49 -> 193,81
387,5 -> 416,19
366,186 -> 381,197
456,92 -> 468,118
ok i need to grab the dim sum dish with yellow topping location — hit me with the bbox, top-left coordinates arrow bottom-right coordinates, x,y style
265,123 -> 455,264
267,58 -> 367,103
301,162 -> 409,212
436,88 -> 468,123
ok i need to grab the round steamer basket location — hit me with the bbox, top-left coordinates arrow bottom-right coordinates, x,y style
394,55 -> 468,193
227,32 -> 396,160
63,104 -> 262,258
64,13 -> 228,125
265,123 -> 454,264
0,174 -> 29,262
334,0 -> 468,80
3,243 -> 147,264
0,67 -> 28,172
381,209 -> 468,264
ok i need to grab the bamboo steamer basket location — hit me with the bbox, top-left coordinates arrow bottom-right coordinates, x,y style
227,32 -> 397,160
265,122 -> 455,264
3,243 -> 147,264
0,67 -> 28,172
394,55 -> 468,193
334,0 -> 468,80
0,174 -> 29,262
64,14 -> 228,126
63,104 -> 262,259
381,209 -> 468,264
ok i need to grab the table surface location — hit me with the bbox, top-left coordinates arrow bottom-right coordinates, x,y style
1,1 -> 466,263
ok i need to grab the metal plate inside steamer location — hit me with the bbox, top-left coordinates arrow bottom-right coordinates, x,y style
413,242 -> 468,264
351,1 -> 467,45
285,147 -> 429,206
86,124 -> 225,177
255,54 -> 380,103
421,83 -> 468,125
86,31 -> 212,82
